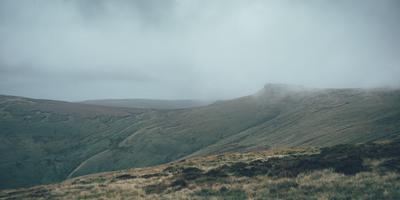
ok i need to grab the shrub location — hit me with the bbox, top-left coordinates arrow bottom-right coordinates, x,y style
182,167 -> 204,180
115,174 -> 137,180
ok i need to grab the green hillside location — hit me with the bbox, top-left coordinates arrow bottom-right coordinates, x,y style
0,95 -> 158,189
1,84 -> 400,189
71,85 -> 400,178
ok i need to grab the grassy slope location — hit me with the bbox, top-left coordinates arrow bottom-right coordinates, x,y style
0,95 -> 159,189
72,86 -> 400,178
1,85 -> 400,189
191,87 -> 400,155
1,138 -> 399,199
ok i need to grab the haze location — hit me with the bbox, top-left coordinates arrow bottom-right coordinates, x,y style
0,0 -> 399,101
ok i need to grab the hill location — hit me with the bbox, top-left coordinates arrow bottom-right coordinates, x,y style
1,138 -> 399,199
0,95 -> 158,189
1,84 -> 400,189
80,99 -> 213,109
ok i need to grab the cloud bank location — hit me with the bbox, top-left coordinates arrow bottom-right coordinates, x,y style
0,0 -> 399,100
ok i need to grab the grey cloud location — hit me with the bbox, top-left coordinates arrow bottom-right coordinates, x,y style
0,0 -> 399,101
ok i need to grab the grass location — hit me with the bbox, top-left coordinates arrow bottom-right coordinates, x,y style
1,138 -> 400,199
194,188 -> 247,200
256,170 -> 400,200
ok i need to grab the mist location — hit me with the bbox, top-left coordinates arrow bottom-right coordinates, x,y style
0,0 -> 399,101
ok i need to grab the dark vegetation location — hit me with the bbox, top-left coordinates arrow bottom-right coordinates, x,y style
379,158 -> 400,172
115,174 -> 137,180
143,138 -> 400,195
140,172 -> 167,179
215,139 -> 399,178
181,167 -> 204,180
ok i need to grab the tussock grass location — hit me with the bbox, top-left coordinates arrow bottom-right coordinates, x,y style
2,139 -> 400,199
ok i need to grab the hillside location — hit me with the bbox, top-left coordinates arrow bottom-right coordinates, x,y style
80,99 -> 213,110
0,95 -> 159,189
1,84 -> 400,189
1,138 -> 399,199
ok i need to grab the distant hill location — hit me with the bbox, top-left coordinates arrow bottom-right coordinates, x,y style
1,84 -> 400,189
80,99 -> 213,109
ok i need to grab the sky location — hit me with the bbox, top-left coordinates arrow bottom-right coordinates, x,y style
0,0 -> 399,101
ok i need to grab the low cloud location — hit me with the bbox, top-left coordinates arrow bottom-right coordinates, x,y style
0,0 -> 399,100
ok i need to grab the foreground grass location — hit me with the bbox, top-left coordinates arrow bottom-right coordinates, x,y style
1,139 -> 400,199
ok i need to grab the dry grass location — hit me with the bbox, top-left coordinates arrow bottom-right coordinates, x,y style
1,141 -> 399,200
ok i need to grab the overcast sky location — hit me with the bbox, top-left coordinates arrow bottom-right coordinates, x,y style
0,0 -> 399,101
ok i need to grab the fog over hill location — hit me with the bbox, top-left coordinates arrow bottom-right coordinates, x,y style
1,0 -> 400,100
